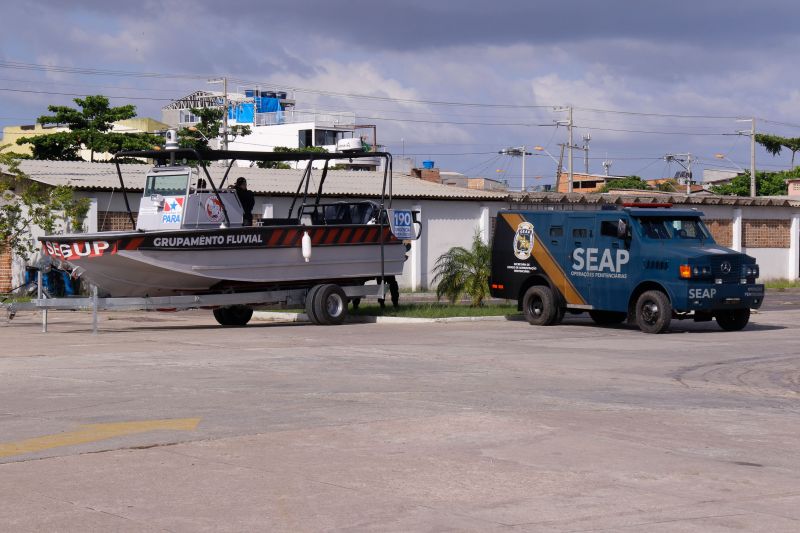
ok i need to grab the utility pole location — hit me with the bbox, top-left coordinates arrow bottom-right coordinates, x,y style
602,157 -> 613,176
554,106 -> 574,192
737,118 -> 756,196
568,107 -> 574,193
664,153 -> 694,194
582,132 -> 591,175
208,77 -> 229,151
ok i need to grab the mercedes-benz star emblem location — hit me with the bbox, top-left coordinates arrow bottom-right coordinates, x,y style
720,261 -> 732,274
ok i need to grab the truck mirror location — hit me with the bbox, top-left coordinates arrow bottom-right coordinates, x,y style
617,219 -> 628,239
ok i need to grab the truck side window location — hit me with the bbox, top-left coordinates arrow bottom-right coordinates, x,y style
600,220 -> 617,237
550,226 -> 563,237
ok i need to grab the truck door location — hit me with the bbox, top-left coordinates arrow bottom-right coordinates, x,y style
566,216 -> 593,306
592,215 -> 633,312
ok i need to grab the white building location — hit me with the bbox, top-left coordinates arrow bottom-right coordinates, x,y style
161,90 -> 381,169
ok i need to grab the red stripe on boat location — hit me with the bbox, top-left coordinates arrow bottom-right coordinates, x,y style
282,229 -> 298,246
325,228 -> 340,244
123,237 -> 144,251
268,229 -> 284,246
351,228 -> 366,243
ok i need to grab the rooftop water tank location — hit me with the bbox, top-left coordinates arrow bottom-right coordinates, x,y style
262,90 -> 276,98
422,160 -> 435,169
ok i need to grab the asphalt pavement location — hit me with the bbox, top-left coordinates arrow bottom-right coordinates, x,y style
0,297 -> 799,531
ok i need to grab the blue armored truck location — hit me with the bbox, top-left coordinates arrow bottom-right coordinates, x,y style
489,204 -> 764,333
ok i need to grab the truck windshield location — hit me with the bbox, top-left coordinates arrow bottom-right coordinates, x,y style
638,217 -> 711,241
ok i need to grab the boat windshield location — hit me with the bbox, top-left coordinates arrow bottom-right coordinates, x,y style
144,172 -> 190,197
637,217 -> 712,241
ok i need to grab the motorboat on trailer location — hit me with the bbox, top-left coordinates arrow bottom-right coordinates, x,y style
38,130 -> 419,323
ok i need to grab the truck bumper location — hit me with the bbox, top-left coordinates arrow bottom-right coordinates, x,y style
682,283 -> 764,311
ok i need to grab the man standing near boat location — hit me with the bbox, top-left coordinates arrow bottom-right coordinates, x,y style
233,177 -> 255,226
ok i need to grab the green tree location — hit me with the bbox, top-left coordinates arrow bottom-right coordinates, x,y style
178,107 -> 251,155
755,133 -> 800,168
17,95 -> 159,161
256,146 -> 329,169
1,148 -> 90,260
599,175 -> 652,193
431,232 -> 491,306
17,131 -> 81,161
655,178 -> 680,192
710,169 -> 795,196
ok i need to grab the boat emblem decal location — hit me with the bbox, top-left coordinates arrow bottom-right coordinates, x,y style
163,197 -> 184,212
513,222 -> 534,260
205,197 -> 224,222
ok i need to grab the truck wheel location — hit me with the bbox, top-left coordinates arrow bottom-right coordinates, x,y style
313,284 -> 348,325
715,309 -> 750,331
305,285 -> 323,324
522,286 -> 557,326
589,310 -> 627,325
213,305 -> 253,326
635,290 -> 671,334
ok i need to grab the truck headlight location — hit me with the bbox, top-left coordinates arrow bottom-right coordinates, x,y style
741,264 -> 759,278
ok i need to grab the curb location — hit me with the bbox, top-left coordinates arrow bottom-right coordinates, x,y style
251,311 -> 521,324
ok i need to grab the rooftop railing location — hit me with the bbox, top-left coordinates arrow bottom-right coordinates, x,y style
254,109 -> 356,127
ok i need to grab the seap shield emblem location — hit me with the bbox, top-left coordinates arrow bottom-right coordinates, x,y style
513,221 -> 534,260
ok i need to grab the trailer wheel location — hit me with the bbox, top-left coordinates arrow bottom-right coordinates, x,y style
522,286 -> 557,326
305,285 -> 323,324
589,310 -> 627,325
715,308 -> 750,331
213,305 -> 253,326
635,290 -> 671,334
313,284 -> 348,325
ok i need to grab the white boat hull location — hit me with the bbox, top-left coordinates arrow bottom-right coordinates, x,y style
41,225 -> 407,297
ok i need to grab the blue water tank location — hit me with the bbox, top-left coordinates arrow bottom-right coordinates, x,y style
244,89 -> 255,98
422,160 -> 435,169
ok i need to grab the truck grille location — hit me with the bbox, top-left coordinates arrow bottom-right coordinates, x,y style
711,256 -> 742,282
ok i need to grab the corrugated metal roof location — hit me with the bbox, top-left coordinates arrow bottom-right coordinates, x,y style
4,160 -> 799,207
510,191 -> 800,207
9,160 -> 507,200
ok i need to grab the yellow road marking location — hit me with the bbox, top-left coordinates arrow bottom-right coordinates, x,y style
0,418 -> 201,458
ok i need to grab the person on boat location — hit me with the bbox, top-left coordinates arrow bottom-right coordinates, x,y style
233,177 -> 255,226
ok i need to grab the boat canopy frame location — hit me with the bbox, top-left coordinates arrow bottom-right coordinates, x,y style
112,148 -> 393,230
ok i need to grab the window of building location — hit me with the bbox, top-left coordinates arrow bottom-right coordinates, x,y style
314,129 -> 346,147
179,110 -> 200,124
298,129 -> 312,148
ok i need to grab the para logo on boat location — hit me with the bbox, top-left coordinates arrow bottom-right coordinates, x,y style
43,240 -> 117,260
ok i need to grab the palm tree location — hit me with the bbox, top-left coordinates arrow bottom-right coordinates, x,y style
431,232 -> 491,306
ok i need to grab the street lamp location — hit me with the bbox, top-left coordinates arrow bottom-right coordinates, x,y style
534,146 -> 562,192
499,146 -> 532,192
714,153 -> 746,173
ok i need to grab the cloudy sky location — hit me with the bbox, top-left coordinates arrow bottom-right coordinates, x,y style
2,0 -> 800,189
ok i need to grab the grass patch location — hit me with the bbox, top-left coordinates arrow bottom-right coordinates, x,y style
349,302 -> 519,319
763,278 -> 800,289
